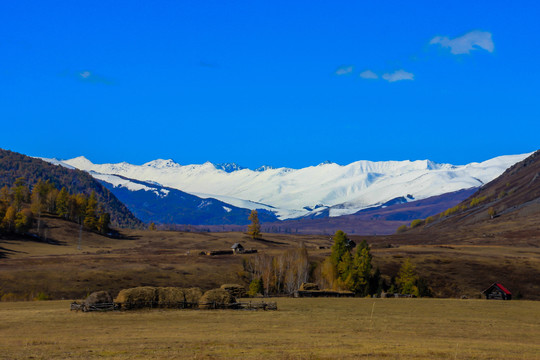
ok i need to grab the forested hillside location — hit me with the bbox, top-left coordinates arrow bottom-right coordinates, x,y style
0,149 -> 142,228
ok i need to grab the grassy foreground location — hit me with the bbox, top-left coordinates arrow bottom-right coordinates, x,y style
1,298 -> 539,359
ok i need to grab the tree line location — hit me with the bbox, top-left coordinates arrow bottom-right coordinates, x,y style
319,230 -> 431,297
0,177 -> 111,235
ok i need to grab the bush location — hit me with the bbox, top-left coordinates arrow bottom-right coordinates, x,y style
396,225 -> 408,233
34,292 -> 50,301
410,219 -> 424,228
425,216 -> 434,225
248,278 -> 264,297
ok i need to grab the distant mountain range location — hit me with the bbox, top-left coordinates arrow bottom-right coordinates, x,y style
40,153 -> 531,230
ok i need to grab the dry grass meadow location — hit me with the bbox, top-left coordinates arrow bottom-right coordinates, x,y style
1,298 -> 539,359
1,214 -> 540,300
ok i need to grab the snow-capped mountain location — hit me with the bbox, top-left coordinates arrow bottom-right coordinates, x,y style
48,153 -> 531,221
90,173 -> 278,225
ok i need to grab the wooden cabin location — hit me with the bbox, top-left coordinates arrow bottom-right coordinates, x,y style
482,283 -> 512,300
231,243 -> 244,254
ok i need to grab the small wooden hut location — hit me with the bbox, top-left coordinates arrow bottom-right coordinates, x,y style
482,283 -> 512,300
231,243 -> 244,254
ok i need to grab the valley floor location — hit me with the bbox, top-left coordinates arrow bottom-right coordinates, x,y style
1,298 -> 539,359
1,217 -> 540,300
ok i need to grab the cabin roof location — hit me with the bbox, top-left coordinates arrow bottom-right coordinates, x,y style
495,283 -> 512,295
231,243 -> 243,249
483,282 -> 512,295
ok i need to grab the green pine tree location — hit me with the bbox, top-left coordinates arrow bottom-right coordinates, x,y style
84,191 -> 98,230
56,187 -> 69,218
396,258 -> 419,296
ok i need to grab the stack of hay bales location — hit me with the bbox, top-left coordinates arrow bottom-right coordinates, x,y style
299,282 -> 319,291
199,288 -> 236,309
115,286 -> 204,310
156,287 -> 186,308
220,284 -> 247,298
184,287 -> 203,305
115,286 -> 158,310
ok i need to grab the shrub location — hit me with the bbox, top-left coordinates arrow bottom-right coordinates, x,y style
34,292 -> 50,301
396,225 -> 408,233
248,278 -> 264,297
410,219 -> 424,228
425,216 -> 434,225
469,196 -> 487,208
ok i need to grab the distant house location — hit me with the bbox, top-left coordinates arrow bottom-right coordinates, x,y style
231,243 -> 244,254
482,283 -> 512,300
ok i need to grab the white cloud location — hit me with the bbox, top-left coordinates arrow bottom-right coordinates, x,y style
430,30 -> 494,55
359,70 -> 378,79
382,70 -> 414,82
335,65 -> 354,76
76,70 -> 113,85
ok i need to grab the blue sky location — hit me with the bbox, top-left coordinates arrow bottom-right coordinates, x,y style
1,1 -> 538,168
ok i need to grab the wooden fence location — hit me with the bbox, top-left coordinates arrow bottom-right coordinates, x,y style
70,300 -> 277,312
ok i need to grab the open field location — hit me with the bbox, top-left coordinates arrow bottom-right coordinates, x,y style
1,215 -> 540,300
1,298 -> 539,359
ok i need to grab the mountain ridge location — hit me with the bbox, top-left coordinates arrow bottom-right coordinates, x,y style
50,153 -> 531,220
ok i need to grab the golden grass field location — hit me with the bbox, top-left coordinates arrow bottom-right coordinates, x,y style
1,298 -> 539,359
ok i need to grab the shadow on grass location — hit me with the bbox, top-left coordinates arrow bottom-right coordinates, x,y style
0,245 -> 25,259
252,237 -> 287,245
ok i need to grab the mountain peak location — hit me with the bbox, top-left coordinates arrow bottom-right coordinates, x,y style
214,163 -> 246,173
318,160 -> 334,166
65,156 -> 94,168
143,159 -> 180,169
255,165 -> 274,172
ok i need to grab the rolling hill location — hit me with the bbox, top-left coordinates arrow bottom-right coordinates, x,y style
0,149 -> 142,228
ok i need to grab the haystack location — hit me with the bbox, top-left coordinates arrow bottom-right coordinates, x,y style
300,282 -> 319,291
157,287 -> 186,308
199,288 -> 236,309
184,287 -> 203,304
115,286 -> 158,309
220,284 -> 247,298
84,291 -> 113,307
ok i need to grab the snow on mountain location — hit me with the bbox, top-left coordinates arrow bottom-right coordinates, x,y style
53,153 -> 531,220
90,172 -> 170,198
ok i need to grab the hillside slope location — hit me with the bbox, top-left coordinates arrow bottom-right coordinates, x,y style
0,149 -> 142,228
425,149 -> 540,232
